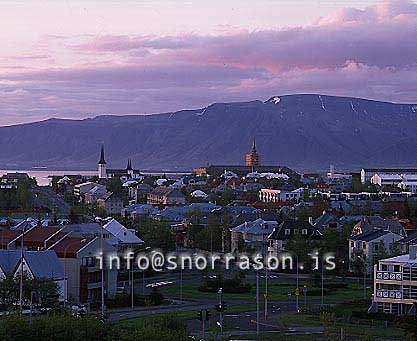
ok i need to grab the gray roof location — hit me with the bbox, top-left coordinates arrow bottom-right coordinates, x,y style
0,250 -> 64,280
231,218 -> 277,235
349,229 -> 392,242
24,250 -> 65,280
0,250 -> 20,276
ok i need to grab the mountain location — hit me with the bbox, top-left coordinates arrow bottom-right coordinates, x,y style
1,94 -> 417,172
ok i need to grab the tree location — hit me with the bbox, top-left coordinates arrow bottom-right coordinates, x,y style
0,276 -> 18,310
136,220 -> 176,251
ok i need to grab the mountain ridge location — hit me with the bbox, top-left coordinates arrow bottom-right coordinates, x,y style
1,94 -> 417,172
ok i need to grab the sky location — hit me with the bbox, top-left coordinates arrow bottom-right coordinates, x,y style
0,0 -> 416,126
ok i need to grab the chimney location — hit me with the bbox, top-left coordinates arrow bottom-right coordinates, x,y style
410,245 -> 417,260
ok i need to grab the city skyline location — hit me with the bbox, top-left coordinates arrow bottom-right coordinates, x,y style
1,0 -> 417,126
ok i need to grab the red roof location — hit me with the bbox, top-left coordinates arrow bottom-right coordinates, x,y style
51,237 -> 95,258
0,229 -> 21,249
12,227 -> 62,248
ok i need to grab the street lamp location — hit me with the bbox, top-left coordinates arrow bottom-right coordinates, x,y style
218,287 -> 223,338
256,270 -> 260,335
94,216 -> 112,319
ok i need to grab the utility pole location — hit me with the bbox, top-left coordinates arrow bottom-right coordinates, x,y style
256,270 -> 260,335
131,267 -> 134,310
19,229 -> 24,313
179,265 -> 183,303
321,257 -> 324,306
218,288 -> 223,338
100,222 -> 105,318
296,254 -> 299,312
363,261 -> 367,300
95,216 -> 110,320
264,264 -> 268,319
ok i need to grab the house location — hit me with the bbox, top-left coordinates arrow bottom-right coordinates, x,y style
230,218 -> 277,252
74,182 -> 106,202
190,190 -> 208,199
84,185 -> 109,205
267,219 -> 322,254
0,172 -> 30,189
97,193 -> 124,215
369,245 -> 417,315
348,229 -> 403,273
147,187 -> 186,206
127,183 -> 153,203
0,250 -> 66,301
398,232 -> 417,253
102,218 -> 144,251
7,227 -> 68,250
50,236 -> 117,304
351,216 -> 407,237
121,204 -> 158,221
313,212 -> 342,231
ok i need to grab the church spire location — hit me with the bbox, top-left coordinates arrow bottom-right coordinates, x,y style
252,139 -> 257,153
98,144 -> 106,165
126,159 -> 133,171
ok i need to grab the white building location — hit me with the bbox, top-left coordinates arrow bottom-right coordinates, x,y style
361,168 -> 417,184
348,229 -> 404,273
370,246 -> 417,315
371,173 -> 403,186
259,188 -> 301,203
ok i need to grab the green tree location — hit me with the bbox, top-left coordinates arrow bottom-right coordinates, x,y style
136,220 -> 176,251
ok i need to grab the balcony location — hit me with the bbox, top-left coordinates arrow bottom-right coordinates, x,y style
376,289 -> 402,299
376,271 -> 402,281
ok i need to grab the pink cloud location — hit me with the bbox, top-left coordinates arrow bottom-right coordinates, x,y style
1,0 -> 417,125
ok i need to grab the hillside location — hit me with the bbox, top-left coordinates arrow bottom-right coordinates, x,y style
1,94 -> 417,172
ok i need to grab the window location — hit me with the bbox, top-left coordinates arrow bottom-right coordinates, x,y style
302,229 -> 308,235
285,229 -> 291,235
362,242 -> 366,249
350,241 -> 354,248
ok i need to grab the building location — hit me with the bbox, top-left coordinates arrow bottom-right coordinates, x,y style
313,212 -> 342,231
268,219 -> 322,254
361,168 -> 417,184
97,145 -> 142,180
371,173 -> 403,187
84,185 -> 109,205
102,218 -> 144,251
50,236 -> 117,304
0,250 -> 66,301
74,182 -> 106,202
348,229 -> 404,273
246,139 -> 260,167
0,172 -> 30,189
259,188 -> 301,203
195,165 -> 299,178
147,187 -> 186,206
97,193 -> 124,215
369,246 -> 417,315
230,218 -> 277,252
351,216 -> 407,237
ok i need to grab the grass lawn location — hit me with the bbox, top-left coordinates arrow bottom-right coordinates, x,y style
277,303 -> 406,340
114,302 -> 257,327
160,278 -> 369,302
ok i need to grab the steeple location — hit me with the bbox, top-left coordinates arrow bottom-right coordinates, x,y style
98,144 -> 106,165
252,139 -> 257,153
126,159 -> 133,171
